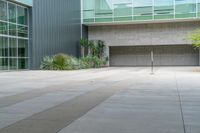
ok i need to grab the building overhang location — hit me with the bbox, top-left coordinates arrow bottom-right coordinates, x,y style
83,18 -> 200,27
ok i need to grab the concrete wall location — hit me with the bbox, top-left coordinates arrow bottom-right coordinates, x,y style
110,45 -> 199,66
88,21 -> 200,46
31,0 -> 81,69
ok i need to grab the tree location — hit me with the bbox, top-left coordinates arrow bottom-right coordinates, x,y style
88,40 -> 94,56
188,29 -> 200,48
80,38 -> 88,57
97,40 -> 105,59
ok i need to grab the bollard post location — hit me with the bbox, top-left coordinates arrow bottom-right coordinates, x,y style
151,50 -> 154,75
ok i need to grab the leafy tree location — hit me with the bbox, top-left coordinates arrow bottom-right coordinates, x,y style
188,29 -> 200,48
97,40 -> 105,58
80,38 -> 88,57
88,40 -> 94,56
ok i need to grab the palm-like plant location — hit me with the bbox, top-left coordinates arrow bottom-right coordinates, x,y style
80,38 -> 88,57
97,40 -> 105,59
88,40 -> 94,56
40,56 -> 54,70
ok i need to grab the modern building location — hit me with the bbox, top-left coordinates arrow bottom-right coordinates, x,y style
0,0 -> 31,70
0,0 -> 200,70
0,0 -> 81,70
83,0 -> 200,66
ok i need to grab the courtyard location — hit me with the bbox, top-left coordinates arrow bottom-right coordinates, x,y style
0,67 -> 200,133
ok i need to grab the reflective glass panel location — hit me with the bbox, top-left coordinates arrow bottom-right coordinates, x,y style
9,23 -> 17,36
95,0 -> 113,22
0,58 -> 8,70
9,58 -> 17,70
8,3 -> 16,23
18,39 -> 28,57
0,0 -> 7,21
198,0 -> 200,17
154,0 -> 174,19
18,25 -> 28,37
113,0 -> 132,21
175,0 -> 196,18
0,37 -> 8,57
9,38 -> 17,57
133,0 -> 153,20
0,21 -> 8,35
17,6 -> 28,25
18,58 -> 28,69
83,0 -> 95,22
15,0 -> 32,6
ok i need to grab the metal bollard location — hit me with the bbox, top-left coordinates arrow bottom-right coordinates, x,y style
151,50 -> 154,75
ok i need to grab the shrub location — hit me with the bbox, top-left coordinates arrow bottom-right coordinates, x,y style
53,54 -> 69,70
40,54 -> 108,70
40,53 -> 79,70
40,56 -> 54,70
80,56 -> 107,69
188,29 -> 200,48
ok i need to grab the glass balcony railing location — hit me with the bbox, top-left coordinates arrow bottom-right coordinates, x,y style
82,0 -> 200,24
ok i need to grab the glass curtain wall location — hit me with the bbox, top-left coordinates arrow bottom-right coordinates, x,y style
0,0 -> 29,70
113,0 -> 132,21
154,0 -> 174,19
83,0 -> 199,23
95,0 -> 113,22
198,0 -> 200,17
175,0 -> 196,18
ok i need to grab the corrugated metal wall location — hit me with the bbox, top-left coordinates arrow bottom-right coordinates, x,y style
31,0 -> 81,69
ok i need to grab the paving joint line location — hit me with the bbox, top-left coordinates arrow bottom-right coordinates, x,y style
174,73 -> 186,133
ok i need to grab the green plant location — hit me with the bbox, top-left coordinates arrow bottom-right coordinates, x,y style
80,38 -> 88,48
97,40 -> 105,58
80,56 -> 107,69
88,40 -> 94,56
188,29 -> 200,48
91,40 -> 105,58
40,56 -> 54,70
52,54 -> 68,70
40,54 -> 80,70
80,38 -> 89,57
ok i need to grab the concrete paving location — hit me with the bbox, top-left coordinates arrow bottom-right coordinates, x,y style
0,67 -> 200,133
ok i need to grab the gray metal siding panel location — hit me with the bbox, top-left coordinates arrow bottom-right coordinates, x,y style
32,0 -> 81,69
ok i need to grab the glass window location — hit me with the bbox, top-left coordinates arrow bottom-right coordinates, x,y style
18,58 -> 28,69
18,25 -> 28,37
0,58 -> 8,70
154,0 -> 174,19
95,0 -> 113,22
17,6 -> 28,25
0,0 -> 7,21
9,38 -> 17,57
0,1 -> 29,70
15,0 -> 32,6
18,39 -> 28,57
8,3 -> 16,23
175,0 -> 196,18
0,37 -> 8,57
198,0 -> 200,17
113,0 -> 132,21
9,58 -> 17,70
9,23 -> 17,36
83,0 -> 95,23
133,0 -> 153,20
0,21 -> 8,35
